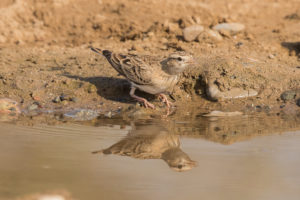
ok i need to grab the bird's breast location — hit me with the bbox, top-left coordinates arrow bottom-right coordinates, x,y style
131,75 -> 178,95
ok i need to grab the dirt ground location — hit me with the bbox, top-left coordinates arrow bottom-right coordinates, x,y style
0,0 -> 300,118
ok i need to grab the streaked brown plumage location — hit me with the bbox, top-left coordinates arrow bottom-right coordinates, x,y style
92,125 -> 197,172
91,47 -> 193,112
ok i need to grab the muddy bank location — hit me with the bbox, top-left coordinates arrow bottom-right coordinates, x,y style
0,0 -> 300,118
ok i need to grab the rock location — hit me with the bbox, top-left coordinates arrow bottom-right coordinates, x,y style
203,110 -> 243,117
87,84 -> 97,93
104,111 -> 112,118
183,25 -> 204,42
197,29 -> 223,43
221,88 -> 258,99
280,90 -> 300,101
206,80 -> 258,100
53,96 -> 61,103
297,98 -> 300,107
0,98 -> 20,114
28,104 -> 38,111
268,54 -> 275,59
64,109 -> 99,121
213,23 -> 245,34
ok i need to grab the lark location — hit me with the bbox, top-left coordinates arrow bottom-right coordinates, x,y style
91,48 -> 193,111
92,125 -> 197,172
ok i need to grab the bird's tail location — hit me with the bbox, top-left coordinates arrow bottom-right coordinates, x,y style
91,47 -> 112,58
92,149 -> 112,155
91,149 -> 104,154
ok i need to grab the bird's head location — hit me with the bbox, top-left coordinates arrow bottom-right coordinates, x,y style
161,52 -> 194,75
162,148 -> 197,172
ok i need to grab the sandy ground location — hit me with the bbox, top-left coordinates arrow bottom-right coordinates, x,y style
0,0 -> 300,118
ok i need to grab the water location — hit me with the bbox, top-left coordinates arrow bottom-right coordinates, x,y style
0,113 -> 300,200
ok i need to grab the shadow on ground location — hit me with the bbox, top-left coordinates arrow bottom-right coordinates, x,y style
64,75 -> 156,103
281,42 -> 300,58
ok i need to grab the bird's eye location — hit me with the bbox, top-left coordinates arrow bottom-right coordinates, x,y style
177,57 -> 183,61
178,164 -> 183,169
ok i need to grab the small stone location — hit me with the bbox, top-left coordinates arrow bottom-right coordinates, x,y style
280,90 -> 296,101
206,81 -> 258,100
87,84 -> 97,93
183,25 -> 204,42
213,23 -> 245,34
203,110 -> 243,117
53,96 -> 61,103
104,111 -> 112,118
28,104 -> 38,111
268,54 -> 275,59
297,98 -> 300,107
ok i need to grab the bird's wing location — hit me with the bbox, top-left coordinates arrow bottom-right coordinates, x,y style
106,52 -> 153,85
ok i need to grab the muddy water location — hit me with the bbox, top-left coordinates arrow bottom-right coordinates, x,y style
1,114 -> 300,200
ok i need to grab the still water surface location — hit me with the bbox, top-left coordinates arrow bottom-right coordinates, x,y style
0,114 -> 300,200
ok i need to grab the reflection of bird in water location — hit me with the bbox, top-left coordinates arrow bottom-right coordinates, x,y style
91,48 -> 194,115
93,125 -> 197,172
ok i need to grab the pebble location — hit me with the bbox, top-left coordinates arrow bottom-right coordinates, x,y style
280,90 -> 297,101
203,110 -> 243,117
28,104 -> 38,111
222,88 -> 258,99
182,25 -> 204,42
104,111 -> 113,118
64,109 -> 99,121
206,80 -> 258,100
53,96 -> 61,103
268,54 -> 275,59
213,23 -> 245,34
88,84 -> 97,93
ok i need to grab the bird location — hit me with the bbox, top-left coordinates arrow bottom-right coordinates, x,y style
92,124 -> 197,172
91,47 -> 194,112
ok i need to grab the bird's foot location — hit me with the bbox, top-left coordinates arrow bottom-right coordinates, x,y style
158,93 -> 174,118
142,99 -> 155,109
133,96 -> 155,109
158,94 -> 172,108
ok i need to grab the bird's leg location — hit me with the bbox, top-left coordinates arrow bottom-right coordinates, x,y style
130,87 -> 155,109
158,93 -> 173,117
158,93 -> 172,108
